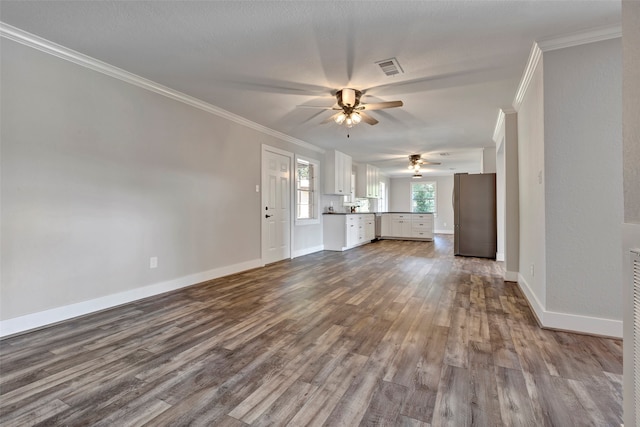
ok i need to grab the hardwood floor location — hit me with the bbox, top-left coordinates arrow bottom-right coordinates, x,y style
0,236 -> 623,426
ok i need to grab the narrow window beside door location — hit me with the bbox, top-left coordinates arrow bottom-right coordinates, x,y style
296,157 -> 319,223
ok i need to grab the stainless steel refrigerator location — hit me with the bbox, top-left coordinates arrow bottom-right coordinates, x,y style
454,173 -> 497,258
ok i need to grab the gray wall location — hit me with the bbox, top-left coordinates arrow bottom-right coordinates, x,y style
623,3 -> 640,224
622,1 -> 640,425
544,39 -> 622,319
516,38 -> 623,330
389,175 -> 454,233
1,39 -> 322,322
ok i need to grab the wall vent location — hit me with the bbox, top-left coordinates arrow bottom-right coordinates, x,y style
375,57 -> 404,77
633,249 -> 640,424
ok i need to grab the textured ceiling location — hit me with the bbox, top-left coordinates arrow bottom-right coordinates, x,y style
0,1 -> 620,176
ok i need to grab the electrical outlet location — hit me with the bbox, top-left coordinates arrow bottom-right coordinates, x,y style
443,222 -> 447,227
530,264 -> 534,277
150,257 -> 158,269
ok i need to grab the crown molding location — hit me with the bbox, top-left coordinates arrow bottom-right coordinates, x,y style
493,109 -> 506,144
0,22 -> 324,154
512,24 -> 622,111
512,42 -> 543,111
537,24 -> 621,52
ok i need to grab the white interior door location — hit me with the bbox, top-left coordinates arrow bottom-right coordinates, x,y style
262,147 -> 291,264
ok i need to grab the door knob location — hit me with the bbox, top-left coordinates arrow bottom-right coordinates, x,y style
265,214 -> 273,218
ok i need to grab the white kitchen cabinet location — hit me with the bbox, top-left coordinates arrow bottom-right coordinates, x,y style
325,150 -> 353,196
356,164 -> 380,198
323,213 -> 375,251
411,213 -> 434,239
364,216 -> 375,241
391,214 -> 413,238
346,215 -> 360,247
380,213 -> 433,241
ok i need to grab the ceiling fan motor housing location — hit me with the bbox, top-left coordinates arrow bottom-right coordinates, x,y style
337,88 -> 362,108
409,154 -> 423,164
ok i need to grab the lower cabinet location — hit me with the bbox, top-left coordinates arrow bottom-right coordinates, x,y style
380,213 -> 434,241
324,214 -> 376,251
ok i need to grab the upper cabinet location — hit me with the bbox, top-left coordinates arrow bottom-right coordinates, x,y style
325,150 -> 353,195
356,164 -> 380,198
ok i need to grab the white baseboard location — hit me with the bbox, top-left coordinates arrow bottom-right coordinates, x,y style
496,252 -> 505,262
434,229 -> 454,234
516,273 -> 622,338
0,258 -> 263,338
504,271 -> 519,282
542,310 -> 622,338
292,245 -> 324,259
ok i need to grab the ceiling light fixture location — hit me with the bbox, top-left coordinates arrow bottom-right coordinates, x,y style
335,111 -> 361,128
408,154 -> 423,172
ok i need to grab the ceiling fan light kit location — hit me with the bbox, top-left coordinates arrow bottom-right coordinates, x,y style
408,154 -> 441,175
305,87 -> 403,129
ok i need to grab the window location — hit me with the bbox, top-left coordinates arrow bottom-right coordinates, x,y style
296,157 -> 319,223
411,181 -> 436,213
377,181 -> 387,212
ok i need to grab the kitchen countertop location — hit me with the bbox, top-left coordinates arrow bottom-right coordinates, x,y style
323,212 -> 376,215
323,212 -> 434,215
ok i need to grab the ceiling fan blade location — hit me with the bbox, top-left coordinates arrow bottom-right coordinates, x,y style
359,112 -> 379,125
297,104 -> 341,110
321,112 -> 343,124
360,100 -> 403,111
421,161 -> 442,165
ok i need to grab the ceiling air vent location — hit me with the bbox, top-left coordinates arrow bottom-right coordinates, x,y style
375,57 -> 404,77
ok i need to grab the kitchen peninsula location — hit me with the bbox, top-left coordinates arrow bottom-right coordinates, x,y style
322,213 -> 375,251
379,213 -> 434,241
323,212 -> 434,251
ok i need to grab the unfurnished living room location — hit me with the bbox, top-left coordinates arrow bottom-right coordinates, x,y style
1,1 -> 639,426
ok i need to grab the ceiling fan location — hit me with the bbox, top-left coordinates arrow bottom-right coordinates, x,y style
301,88 -> 403,128
408,154 -> 441,178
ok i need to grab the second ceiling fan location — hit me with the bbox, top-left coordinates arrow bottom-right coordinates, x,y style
305,88 -> 403,127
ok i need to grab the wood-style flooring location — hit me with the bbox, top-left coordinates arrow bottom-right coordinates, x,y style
0,236 -> 623,426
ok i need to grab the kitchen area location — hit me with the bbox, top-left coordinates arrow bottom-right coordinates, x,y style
322,149 -> 496,259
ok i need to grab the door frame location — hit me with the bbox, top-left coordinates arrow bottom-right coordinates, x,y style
261,144 -> 294,264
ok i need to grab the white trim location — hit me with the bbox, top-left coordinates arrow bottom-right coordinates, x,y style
493,108 -> 516,145
517,273 -> 622,338
504,271 -> 519,282
496,252 -> 505,262
543,310 -> 622,338
492,109 -> 506,144
517,272 -> 550,325
0,22 -> 323,155
513,43 -> 543,111
537,24 -> 621,52
0,259 -> 262,338
292,245 -> 324,259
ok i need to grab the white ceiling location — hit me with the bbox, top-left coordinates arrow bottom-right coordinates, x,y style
0,1 -> 620,177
